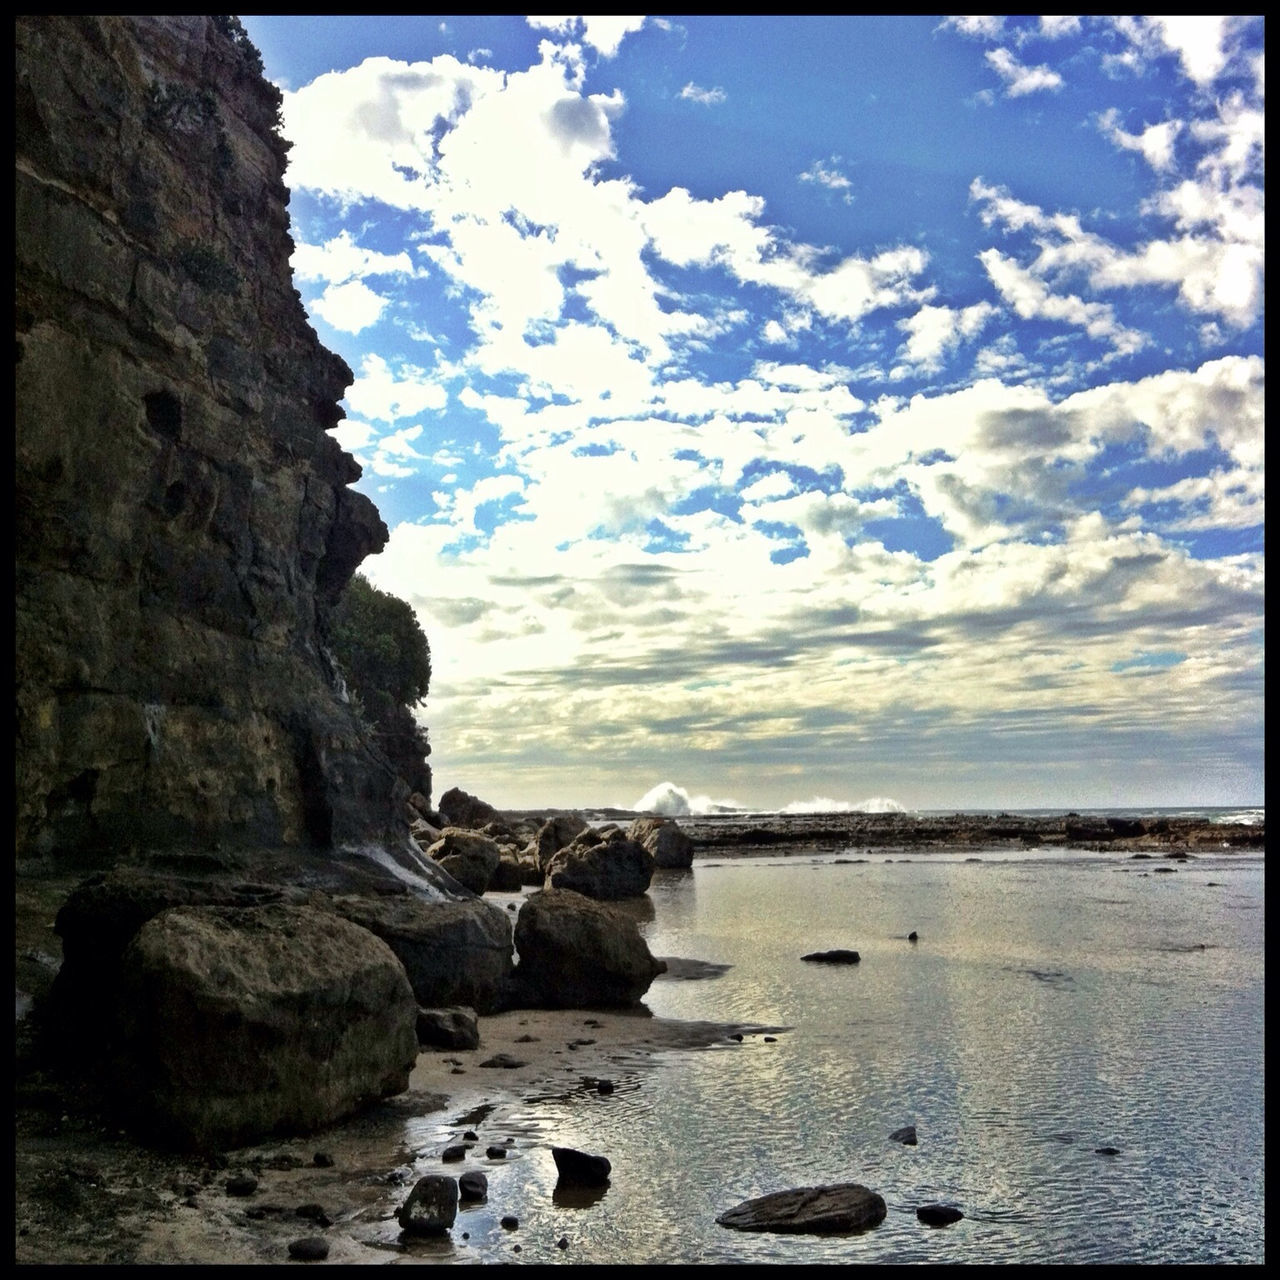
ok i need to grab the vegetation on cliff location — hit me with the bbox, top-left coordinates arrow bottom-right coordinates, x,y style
330,574 -> 433,801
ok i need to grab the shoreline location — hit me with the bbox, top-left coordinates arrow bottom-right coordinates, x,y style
16,999 -> 778,1266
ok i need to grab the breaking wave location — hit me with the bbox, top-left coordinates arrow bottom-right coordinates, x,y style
631,781 -> 906,817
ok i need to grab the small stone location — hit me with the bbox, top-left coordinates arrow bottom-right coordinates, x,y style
596,1079 -> 615,1094
485,1145 -> 508,1159
463,1131 -> 479,1142
501,1215 -> 519,1230
764,1036 -> 777,1043
295,1203 -> 331,1227
287,1237 -> 329,1262
557,1236 -> 570,1250
889,1125 -> 918,1145
908,931 -> 918,941
1095,1146 -> 1121,1156
441,1145 -> 467,1162
458,1171 -> 487,1201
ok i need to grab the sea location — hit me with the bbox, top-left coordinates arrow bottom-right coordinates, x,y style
406,808 -> 1264,1265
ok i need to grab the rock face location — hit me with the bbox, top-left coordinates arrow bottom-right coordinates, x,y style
15,15 -> 421,865
113,904 -> 418,1151
716,1184 -> 888,1234
510,889 -> 666,1008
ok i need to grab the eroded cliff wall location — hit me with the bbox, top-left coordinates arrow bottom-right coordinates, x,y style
16,16 -> 412,862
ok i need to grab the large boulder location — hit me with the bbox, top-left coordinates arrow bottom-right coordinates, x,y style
47,850 -> 467,1046
113,903 -> 418,1151
510,889 -> 665,1008
332,894 -> 514,1014
425,828 -> 501,895
627,816 -> 695,869
545,830 -> 654,900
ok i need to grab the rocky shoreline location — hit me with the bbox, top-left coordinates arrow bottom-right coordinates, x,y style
668,809 -> 1264,856
14,804 -> 1263,1264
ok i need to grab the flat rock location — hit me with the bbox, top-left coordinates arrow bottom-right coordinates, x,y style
717,1183 -> 886,1234
801,949 -> 861,964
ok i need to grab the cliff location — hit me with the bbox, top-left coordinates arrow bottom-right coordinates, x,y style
15,16 -> 419,864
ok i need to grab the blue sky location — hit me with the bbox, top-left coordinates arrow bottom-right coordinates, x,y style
238,15 -> 1264,813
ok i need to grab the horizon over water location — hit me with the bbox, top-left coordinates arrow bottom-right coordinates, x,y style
609,781 -> 1263,825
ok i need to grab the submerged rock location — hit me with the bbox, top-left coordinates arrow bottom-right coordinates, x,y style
717,1183 -> 887,1234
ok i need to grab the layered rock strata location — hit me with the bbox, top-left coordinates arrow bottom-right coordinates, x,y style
15,15 -> 415,863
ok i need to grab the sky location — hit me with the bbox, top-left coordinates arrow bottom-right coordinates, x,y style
237,15 -> 1265,814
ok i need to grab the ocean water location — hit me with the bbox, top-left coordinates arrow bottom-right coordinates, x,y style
408,842 -> 1265,1264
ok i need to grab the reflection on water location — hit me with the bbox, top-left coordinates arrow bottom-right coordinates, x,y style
394,850 -> 1265,1264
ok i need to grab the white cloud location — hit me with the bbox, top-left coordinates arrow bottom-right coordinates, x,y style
985,47 -> 1064,96
291,229 -> 416,284
799,157 -> 854,203
1038,16 -> 1081,40
979,249 -> 1144,355
1097,108 -> 1182,172
311,280 -> 391,333
345,353 -> 448,423
942,16 -> 1005,40
679,82 -> 727,105
896,301 -> 998,372
525,15 -> 646,58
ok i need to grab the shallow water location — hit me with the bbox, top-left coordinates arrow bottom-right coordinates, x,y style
401,848 -> 1265,1264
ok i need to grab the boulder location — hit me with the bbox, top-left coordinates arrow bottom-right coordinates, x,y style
113,903 -> 418,1151
415,1006 -> 480,1050
488,857 -> 527,892
889,1125 -> 918,1145
47,852 -> 467,1047
510,889 -> 665,1008
332,894 -> 514,1014
627,816 -> 695,869
458,1171 -> 487,1201
397,1175 -> 458,1235
546,833 -> 654,900
534,813 -> 591,870
552,1146 -> 611,1186
425,828 -> 501,895
716,1184 -> 887,1234
437,787 -> 497,830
